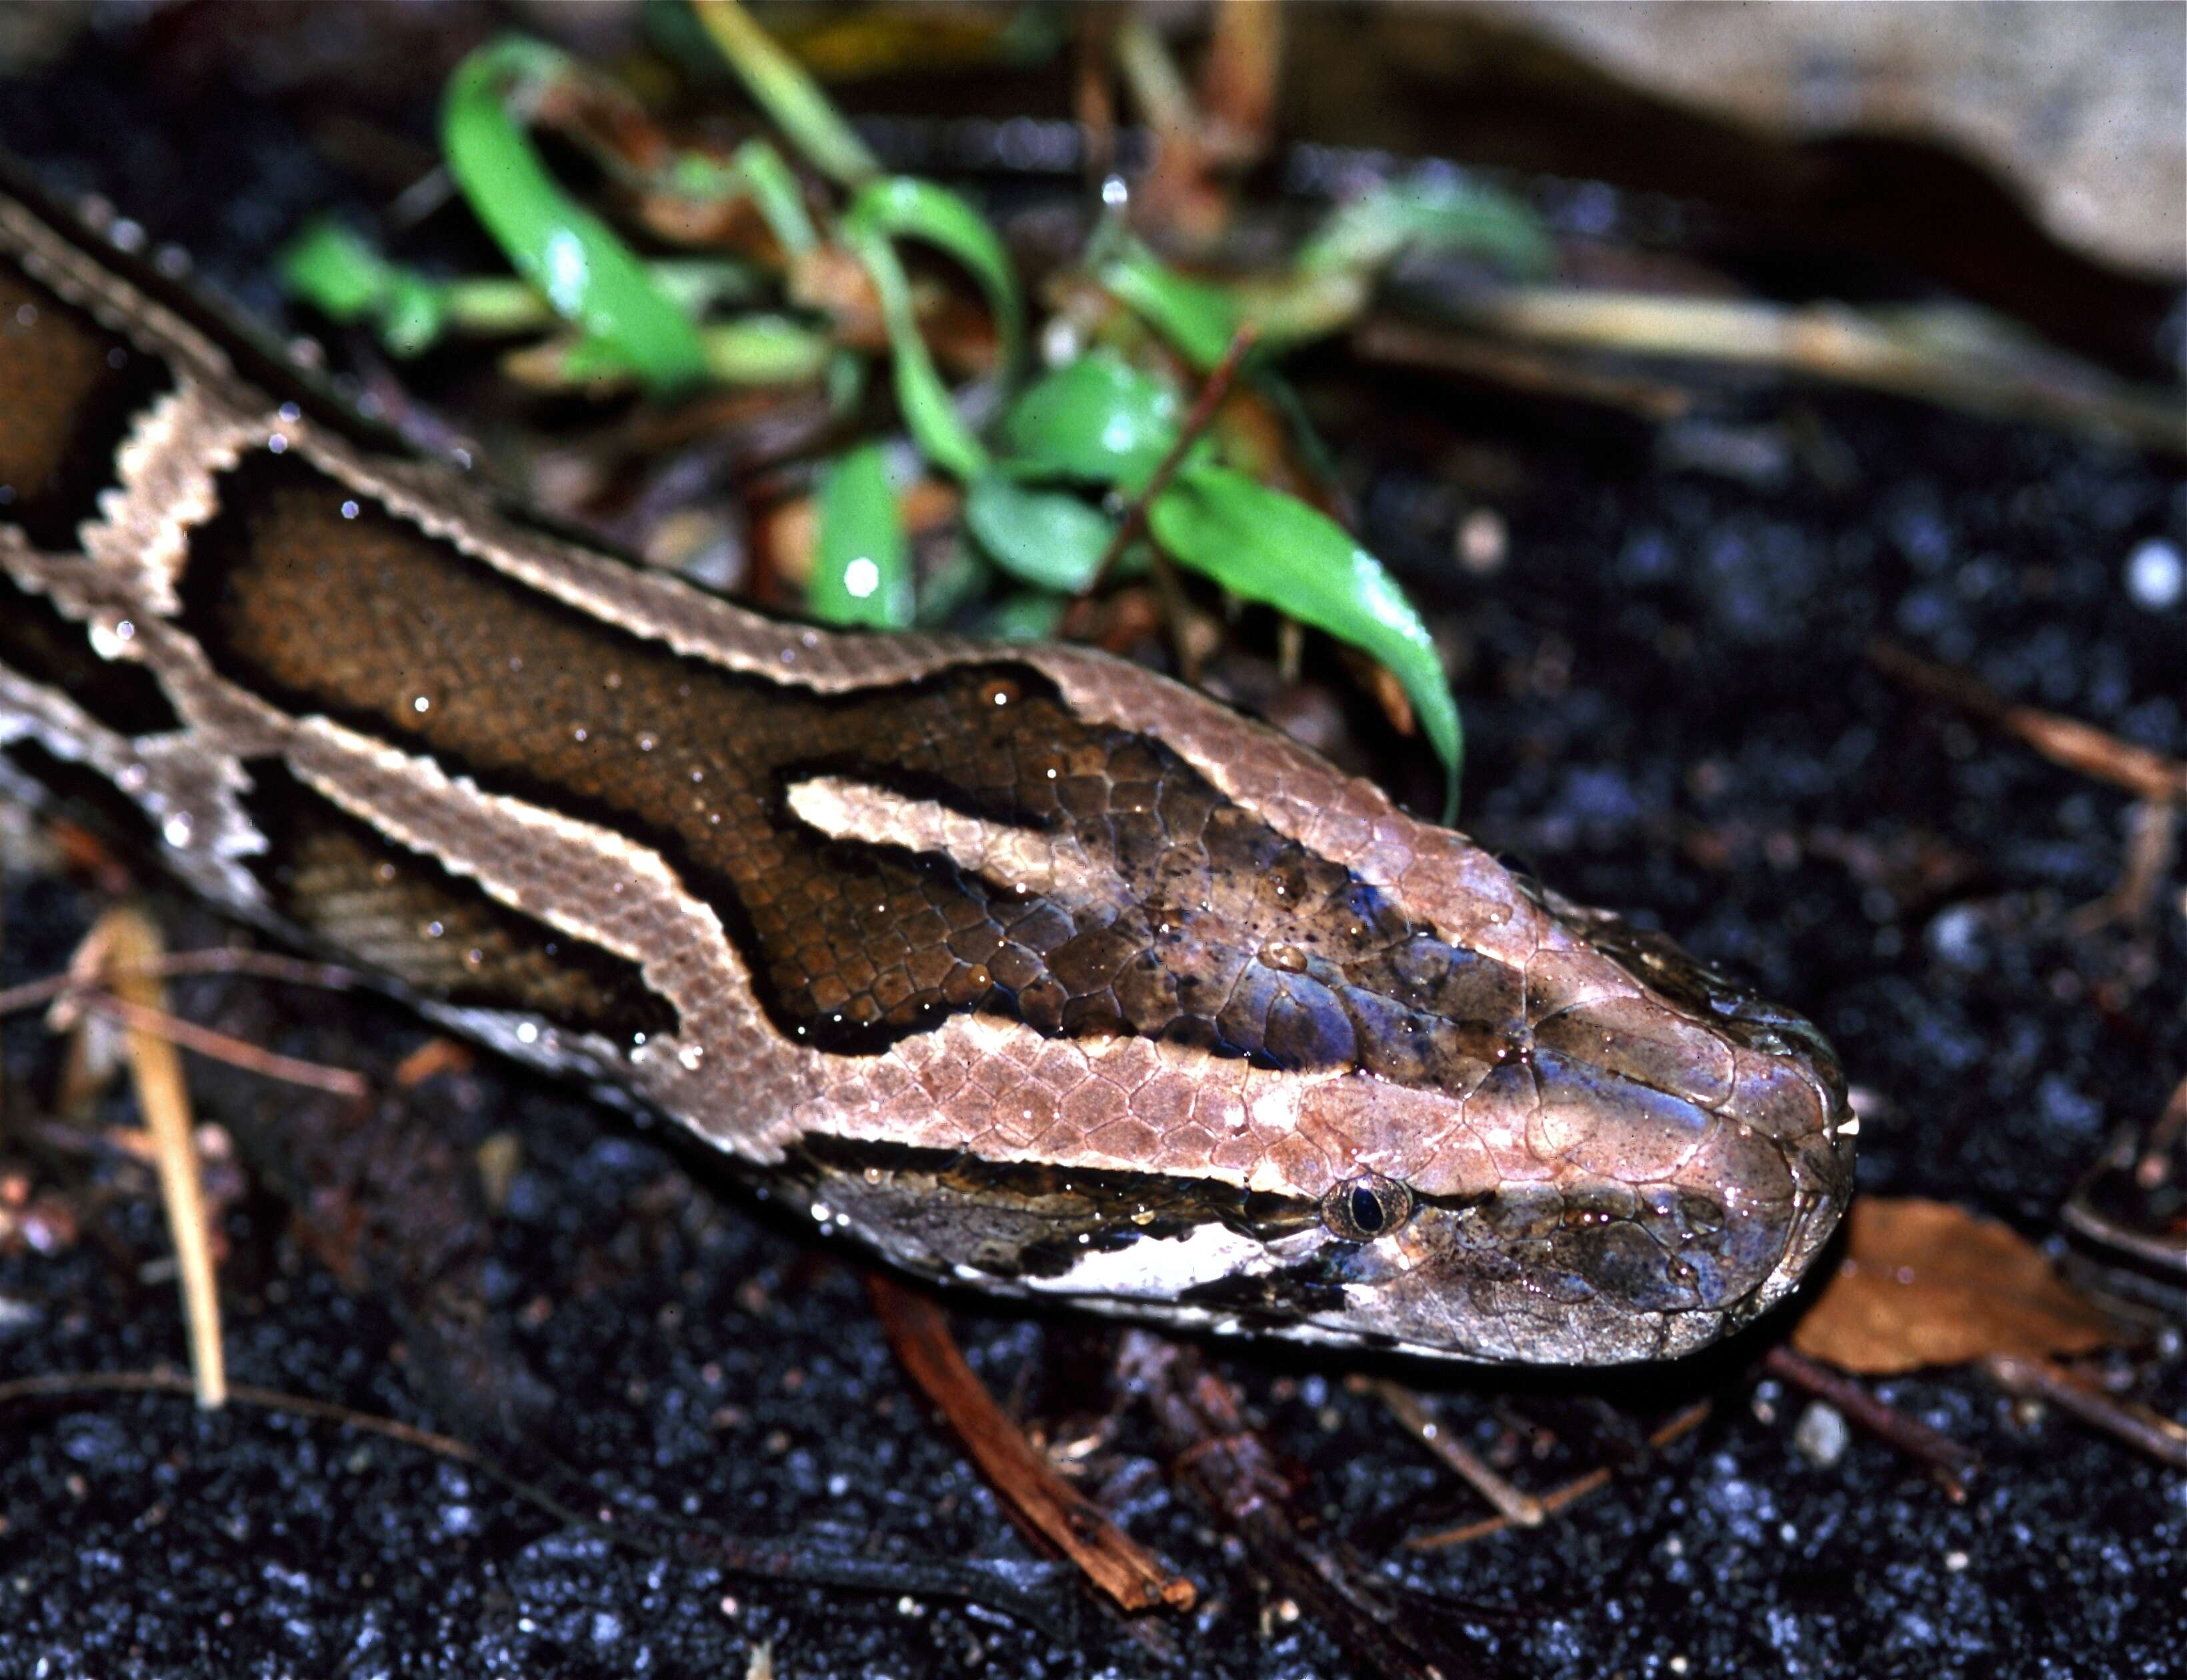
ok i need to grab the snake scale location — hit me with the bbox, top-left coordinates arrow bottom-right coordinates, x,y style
0,155 -> 1854,1365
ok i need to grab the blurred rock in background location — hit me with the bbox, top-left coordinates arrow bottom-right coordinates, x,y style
1480,0 -> 2183,280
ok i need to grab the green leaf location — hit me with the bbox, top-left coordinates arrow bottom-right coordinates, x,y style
1297,177 -> 1554,280
441,277 -> 561,335
645,258 -> 766,317
843,176 -> 1023,377
1097,242 -> 1245,371
808,444 -> 912,629
841,203 -> 988,479
997,351 -> 1180,490
700,315 -> 833,384
1148,465 -> 1462,818
729,139 -> 819,255
442,35 -> 708,395
689,0 -> 879,188
282,219 -> 767,381
375,280 -> 451,358
545,315 -> 831,390
963,475 -> 1114,593
277,222 -> 448,357
278,221 -> 399,323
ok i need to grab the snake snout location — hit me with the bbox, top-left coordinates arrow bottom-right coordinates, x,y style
1528,983 -> 1856,1318
1312,949 -> 1858,1364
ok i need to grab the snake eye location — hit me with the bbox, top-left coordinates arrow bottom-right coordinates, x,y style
1320,1173 -> 1414,1242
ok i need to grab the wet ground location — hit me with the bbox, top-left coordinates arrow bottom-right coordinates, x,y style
3,12 -> 2184,1679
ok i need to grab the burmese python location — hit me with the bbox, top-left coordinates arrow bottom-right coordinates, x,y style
0,157 -> 1854,1365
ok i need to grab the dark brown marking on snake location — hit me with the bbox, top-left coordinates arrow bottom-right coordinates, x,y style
237,757 -> 677,1045
782,1132 -> 1317,1281
0,253 -> 175,552
0,153 -> 403,459
0,570 -> 183,736
175,450 -> 1536,1086
1173,1262 -> 1353,1321
1,736 -> 165,856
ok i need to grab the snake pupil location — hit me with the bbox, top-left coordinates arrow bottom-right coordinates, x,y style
1350,1185 -> 1386,1234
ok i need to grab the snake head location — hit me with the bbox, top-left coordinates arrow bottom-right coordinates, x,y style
1206,893 -> 1859,1364
783,799 -> 1855,1365
736,651 -> 1854,1365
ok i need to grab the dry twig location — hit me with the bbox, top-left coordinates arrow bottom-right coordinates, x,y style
1353,317 -> 1692,421
1869,640 -> 2187,806
0,1369 -> 479,1459
2068,799 -> 2180,933
1121,1331 -> 1480,1680
1368,1378 -> 1544,1527
1457,291 -> 2187,454
81,909 -> 227,1408
2062,1074 -> 2187,1278
1402,1401 -> 1713,1550
1089,320 -> 1260,593
5,943 -> 367,1098
1980,1354 -> 2187,1472
1763,1345 -> 1980,1499
0,947 -> 357,1021
76,993 -> 368,1099
869,1273 -> 1196,1614
0,1366 -> 1075,1631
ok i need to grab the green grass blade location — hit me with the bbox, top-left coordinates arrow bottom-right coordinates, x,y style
699,315 -> 833,384
660,143 -> 817,257
645,257 -> 766,316
1297,177 -> 1554,279
1148,465 -> 1462,818
277,221 -> 449,357
844,176 -> 1023,377
278,220 -> 401,322
841,206 -> 989,479
729,139 -> 819,255
808,443 -> 913,628
1097,242 -> 1245,371
543,315 -> 829,389
443,35 -> 709,395
689,0 -> 879,187
963,475 -> 1114,593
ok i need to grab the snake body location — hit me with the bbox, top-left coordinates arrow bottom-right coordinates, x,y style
0,159 -> 1855,1364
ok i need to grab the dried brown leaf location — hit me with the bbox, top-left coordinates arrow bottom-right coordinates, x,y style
1793,1195 -> 2121,1375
